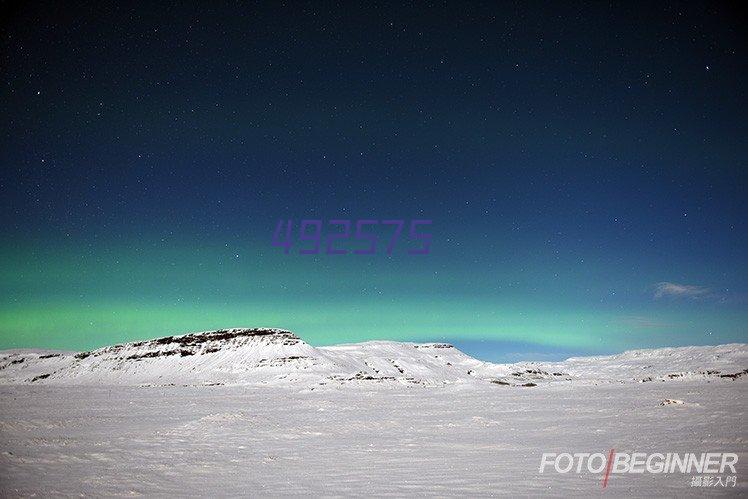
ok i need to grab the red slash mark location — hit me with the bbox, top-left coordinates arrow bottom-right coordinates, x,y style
602,448 -> 616,489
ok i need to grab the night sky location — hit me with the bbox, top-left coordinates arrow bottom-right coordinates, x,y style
1,2 -> 746,361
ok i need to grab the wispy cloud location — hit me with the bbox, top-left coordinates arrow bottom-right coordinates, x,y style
653,282 -> 710,300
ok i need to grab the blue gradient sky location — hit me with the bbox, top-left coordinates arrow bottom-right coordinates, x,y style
0,2 -> 746,359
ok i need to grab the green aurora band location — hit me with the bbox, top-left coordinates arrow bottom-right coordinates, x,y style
1,238 -> 745,356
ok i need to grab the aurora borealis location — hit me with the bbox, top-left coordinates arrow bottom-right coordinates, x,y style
1,2 -> 746,360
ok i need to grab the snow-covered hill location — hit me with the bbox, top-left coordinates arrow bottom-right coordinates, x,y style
0,327 -> 746,387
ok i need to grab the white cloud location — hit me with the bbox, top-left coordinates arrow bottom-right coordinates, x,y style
653,282 -> 710,299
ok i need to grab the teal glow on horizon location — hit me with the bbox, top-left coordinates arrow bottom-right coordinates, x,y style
1,237 -> 745,359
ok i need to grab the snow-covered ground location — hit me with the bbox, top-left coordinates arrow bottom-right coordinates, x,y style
0,329 -> 746,496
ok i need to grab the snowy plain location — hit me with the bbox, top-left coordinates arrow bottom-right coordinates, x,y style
0,328 -> 746,497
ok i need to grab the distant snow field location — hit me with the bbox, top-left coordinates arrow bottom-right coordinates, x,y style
0,329 -> 746,496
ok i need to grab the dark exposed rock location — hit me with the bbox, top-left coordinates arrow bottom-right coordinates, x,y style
389,359 -> 405,374
257,356 -> 313,367
38,353 -> 62,359
72,328 -> 300,361
512,369 -> 552,377
131,328 -> 300,349
660,399 -> 684,406
719,369 -> 748,379
352,372 -> 396,381
0,358 -> 25,370
126,350 -> 181,361
31,373 -> 52,382
660,369 -> 748,381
